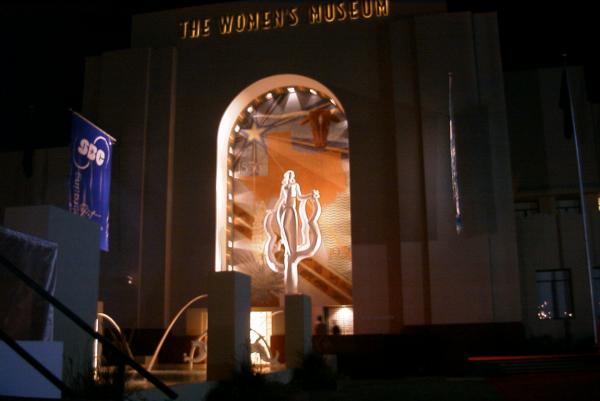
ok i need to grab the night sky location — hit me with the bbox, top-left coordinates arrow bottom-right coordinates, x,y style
0,1 -> 596,152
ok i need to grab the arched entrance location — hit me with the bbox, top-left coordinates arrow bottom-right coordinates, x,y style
216,74 -> 353,310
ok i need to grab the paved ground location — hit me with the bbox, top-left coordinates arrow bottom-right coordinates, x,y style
301,372 -> 600,401
128,356 -> 600,401
488,371 -> 600,401
303,377 -> 503,401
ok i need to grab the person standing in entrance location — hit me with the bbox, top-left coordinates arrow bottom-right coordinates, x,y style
315,315 -> 327,336
331,320 -> 341,336
314,315 -> 327,353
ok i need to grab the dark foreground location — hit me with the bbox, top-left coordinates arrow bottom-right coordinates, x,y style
288,372 -> 600,401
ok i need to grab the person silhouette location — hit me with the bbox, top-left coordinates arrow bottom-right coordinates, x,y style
331,320 -> 341,336
314,315 -> 328,353
315,315 -> 327,336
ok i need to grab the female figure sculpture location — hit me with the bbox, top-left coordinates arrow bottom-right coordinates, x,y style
263,170 -> 322,294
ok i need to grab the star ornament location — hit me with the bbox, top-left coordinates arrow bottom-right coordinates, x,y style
240,122 -> 267,145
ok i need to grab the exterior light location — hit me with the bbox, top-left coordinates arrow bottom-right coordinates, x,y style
228,193 -> 233,201
287,87 -> 296,93
266,92 -> 273,99
309,89 -> 317,95
247,106 -> 254,113
234,125 -> 240,133
228,240 -> 233,248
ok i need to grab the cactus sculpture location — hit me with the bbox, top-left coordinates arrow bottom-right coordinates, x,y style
263,170 -> 322,294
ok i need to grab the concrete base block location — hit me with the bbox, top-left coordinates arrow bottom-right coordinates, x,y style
285,294 -> 312,369
0,341 -> 63,398
4,205 -> 100,384
207,271 -> 251,381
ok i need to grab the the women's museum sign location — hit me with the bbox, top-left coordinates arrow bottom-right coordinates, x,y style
178,0 -> 390,40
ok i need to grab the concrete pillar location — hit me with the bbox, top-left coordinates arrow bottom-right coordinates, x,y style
207,271 -> 250,381
285,294 -> 312,369
4,205 -> 100,384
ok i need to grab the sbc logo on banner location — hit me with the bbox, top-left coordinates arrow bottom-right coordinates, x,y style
68,112 -> 115,251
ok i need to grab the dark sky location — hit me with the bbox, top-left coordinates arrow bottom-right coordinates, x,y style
0,0 -> 596,151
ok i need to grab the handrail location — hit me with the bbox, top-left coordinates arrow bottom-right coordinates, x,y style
93,312 -> 134,379
147,294 -> 208,371
98,312 -> 124,335
0,328 -> 75,398
0,254 -> 178,399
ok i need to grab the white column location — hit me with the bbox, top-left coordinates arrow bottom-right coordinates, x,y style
285,294 -> 312,369
207,271 -> 250,380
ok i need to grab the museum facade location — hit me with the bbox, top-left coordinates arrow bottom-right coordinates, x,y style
3,1 -> 598,347
76,0 -> 521,334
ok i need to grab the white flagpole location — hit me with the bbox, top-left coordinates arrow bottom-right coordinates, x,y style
448,72 -> 463,234
563,56 -> 598,345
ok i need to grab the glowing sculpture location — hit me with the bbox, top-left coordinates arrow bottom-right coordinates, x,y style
183,331 -> 207,369
263,170 -> 322,294
250,328 -> 280,367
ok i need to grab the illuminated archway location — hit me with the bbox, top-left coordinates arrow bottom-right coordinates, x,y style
216,74 -> 353,307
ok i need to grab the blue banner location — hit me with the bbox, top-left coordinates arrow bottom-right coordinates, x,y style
68,112 -> 115,251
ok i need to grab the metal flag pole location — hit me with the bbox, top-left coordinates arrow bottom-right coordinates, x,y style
448,72 -> 463,234
563,55 -> 598,345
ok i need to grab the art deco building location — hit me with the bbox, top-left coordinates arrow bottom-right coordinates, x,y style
80,0 -> 523,337
1,1 -> 598,350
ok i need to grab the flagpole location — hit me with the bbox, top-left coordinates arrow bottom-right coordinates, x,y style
448,72 -> 463,234
70,109 -> 117,143
563,55 -> 598,345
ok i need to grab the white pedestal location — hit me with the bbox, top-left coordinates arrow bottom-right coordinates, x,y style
0,341 -> 63,398
207,271 -> 251,380
285,294 -> 312,369
4,205 -> 100,384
